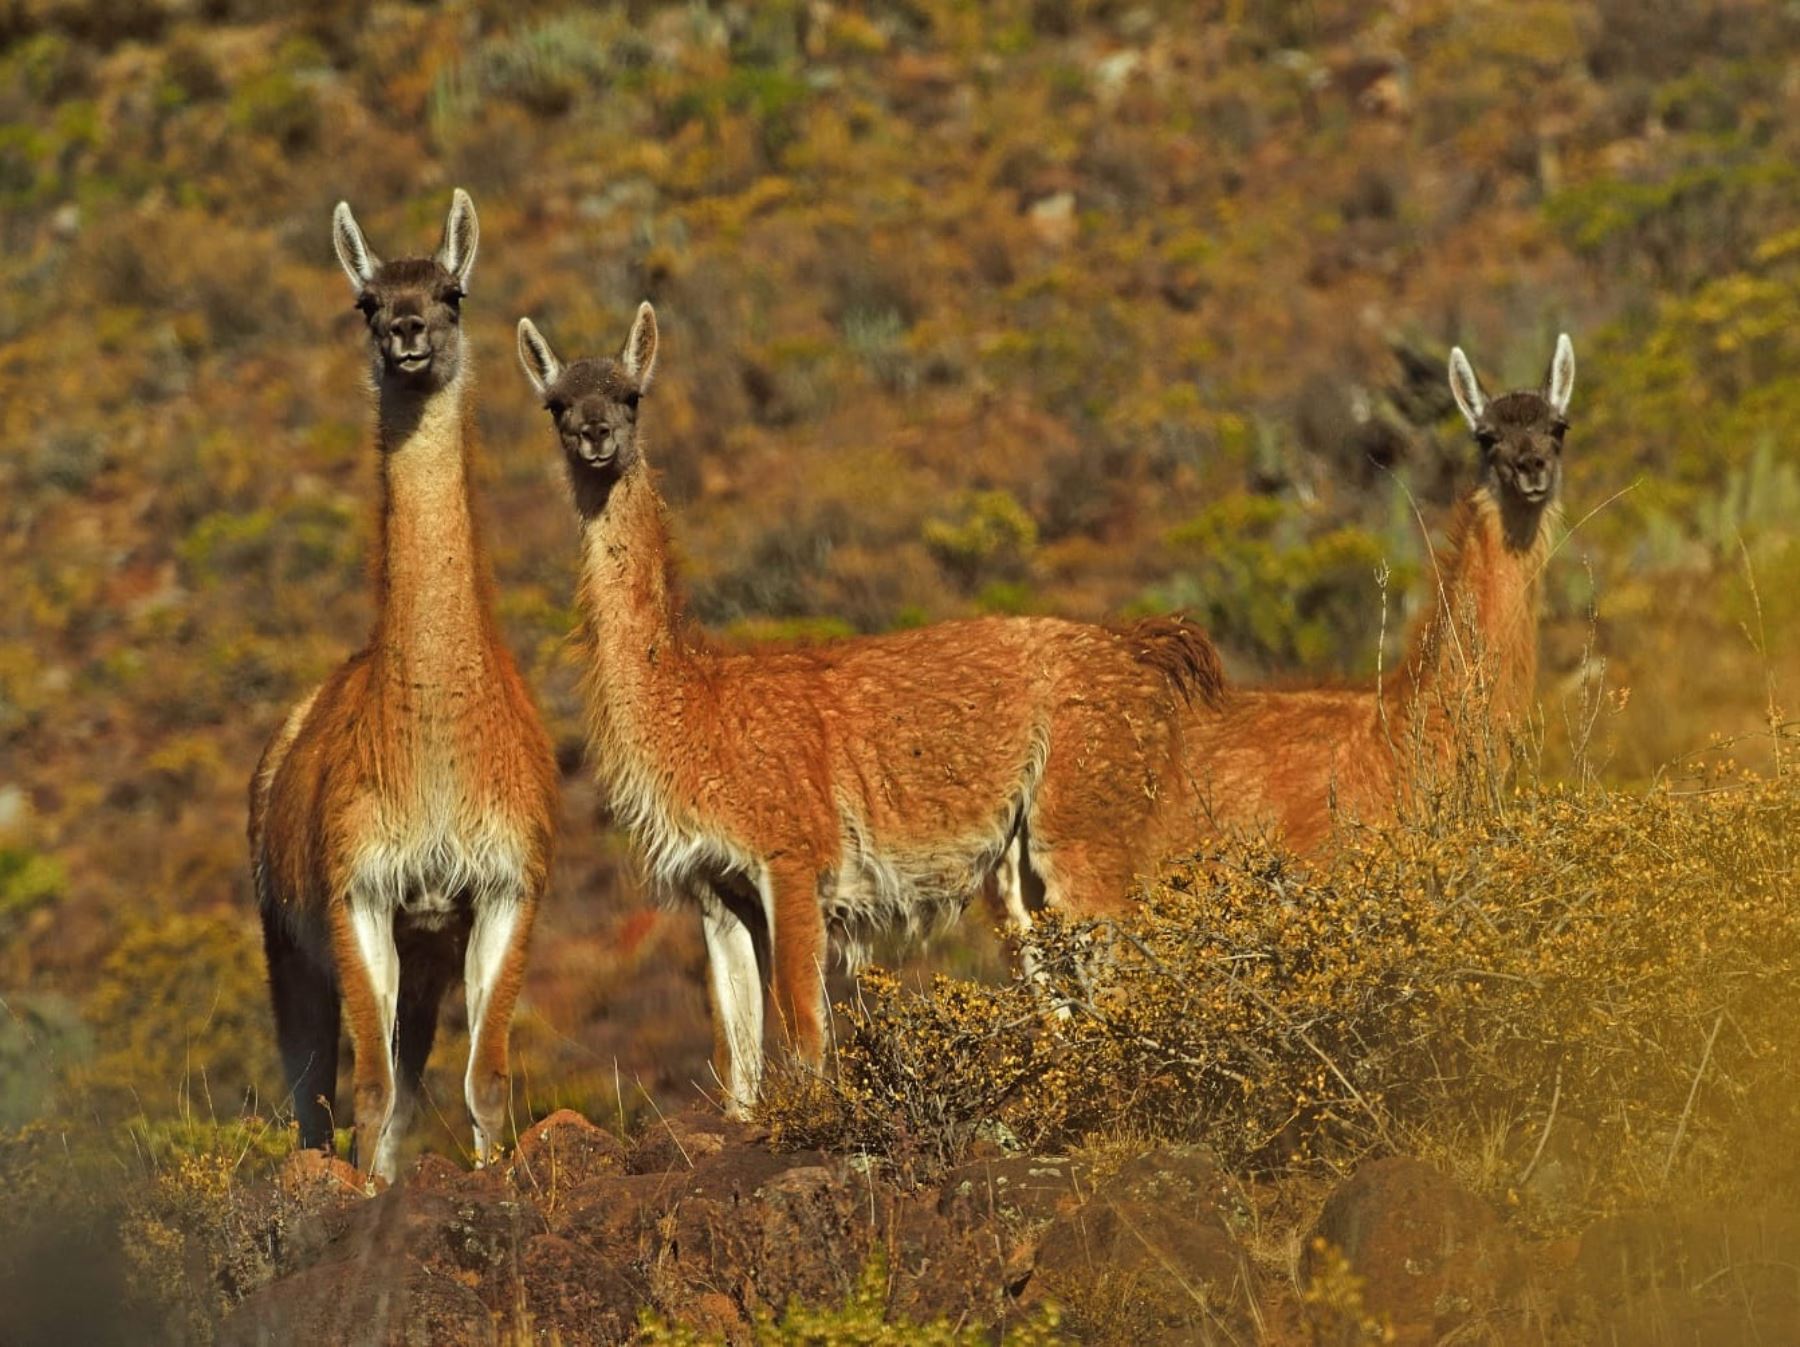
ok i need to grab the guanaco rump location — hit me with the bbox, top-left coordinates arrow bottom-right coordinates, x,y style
249,191 -> 557,1179
1177,334 -> 1578,852
517,304 -> 1224,1112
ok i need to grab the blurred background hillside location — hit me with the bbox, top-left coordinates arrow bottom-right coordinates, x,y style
1,0 -> 1797,1152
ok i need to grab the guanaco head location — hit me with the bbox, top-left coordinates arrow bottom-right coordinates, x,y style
516,303 -> 658,502
1448,334 -> 1575,520
332,189 -> 479,394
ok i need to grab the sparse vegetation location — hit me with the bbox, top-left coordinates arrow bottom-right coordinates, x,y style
1,0 -> 1797,1339
766,768 -> 1800,1233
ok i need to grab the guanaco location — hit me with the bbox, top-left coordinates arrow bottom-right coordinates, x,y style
517,304 -> 1223,1112
249,191 -> 558,1179
1177,334 -> 1577,852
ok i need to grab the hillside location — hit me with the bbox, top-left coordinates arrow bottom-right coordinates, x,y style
1,0 -> 1798,1339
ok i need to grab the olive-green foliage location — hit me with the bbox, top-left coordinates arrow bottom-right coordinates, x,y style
923,490 -> 1039,592
764,773 -> 1800,1227
0,845 -> 65,925
1149,495 -> 1401,673
638,1245 -> 1066,1345
84,912 -> 275,1115
0,992 -> 90,1127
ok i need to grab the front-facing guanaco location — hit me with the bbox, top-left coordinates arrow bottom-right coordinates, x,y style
250,191 -> 557,1180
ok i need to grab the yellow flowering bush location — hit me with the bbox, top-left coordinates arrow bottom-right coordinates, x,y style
765,776 -> 1800,1218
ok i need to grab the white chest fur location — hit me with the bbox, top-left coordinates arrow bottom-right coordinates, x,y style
346,753 -> 532,926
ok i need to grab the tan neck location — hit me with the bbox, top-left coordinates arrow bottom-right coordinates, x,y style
1390,486 -> 1554,728
371,368 -> 494,680
574,468 -> 700,748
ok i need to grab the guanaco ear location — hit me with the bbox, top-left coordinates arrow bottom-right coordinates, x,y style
516,317 -> 563,399
436,188 -> 479,291
622,300 -> 658,389
1447,346 -> 1488,432
1545,332 -> 1575,418
332,201 -> 379,293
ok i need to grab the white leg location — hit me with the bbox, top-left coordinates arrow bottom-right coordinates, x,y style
348,903 -> 402,1179
999,836 -> 1071,1018
701,896 -> 765,1116
376,1087 -> 416,1181
464,899 -> 524,1165
994,836 -> 1046,984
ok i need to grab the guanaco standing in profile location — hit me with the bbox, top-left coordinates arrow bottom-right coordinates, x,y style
516,304 -> 1225,1112
249,191 -> 558,1179
1174,334 -> 1577,852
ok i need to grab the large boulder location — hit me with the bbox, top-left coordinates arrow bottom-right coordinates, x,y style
510,1108 -> 628,1196
1307,1156 -> 1523,1345
1028,1148 -> 1262,1344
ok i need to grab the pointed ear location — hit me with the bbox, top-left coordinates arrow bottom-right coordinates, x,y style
332,201 -> 379,292
1545,332 -> 1575,417
1447,346 -> 1488,432
516,318 -> 563,399
622,301 -> 658,389
436,188 -> 479,291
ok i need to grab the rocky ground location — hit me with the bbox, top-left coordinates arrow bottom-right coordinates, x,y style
205,1109 -> 1800,1345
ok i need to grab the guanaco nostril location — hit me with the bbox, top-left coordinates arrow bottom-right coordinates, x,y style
392,315 -> 426,343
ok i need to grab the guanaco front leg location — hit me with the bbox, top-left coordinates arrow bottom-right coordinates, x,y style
329,898 -> 400,1181
463,891 -> 538,1166
762,858 -> 830,1071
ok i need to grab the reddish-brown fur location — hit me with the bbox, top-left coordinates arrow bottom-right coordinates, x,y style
519,307 -> 1224,1110
1178,337 -> 1575,853
249,193 -> 556,1178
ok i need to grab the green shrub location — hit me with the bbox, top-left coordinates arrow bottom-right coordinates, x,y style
84,913 -> 275,1116
923,490 -> 1038,592
0,847 -> 65,925
1147,494 -> 1399,674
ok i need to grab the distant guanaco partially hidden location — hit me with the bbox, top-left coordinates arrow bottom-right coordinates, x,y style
249,191 -> 557,1180
517,304 -> 1223,1112
1180,334 -> 1578,852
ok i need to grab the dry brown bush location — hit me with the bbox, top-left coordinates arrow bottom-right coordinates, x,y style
764,771 -> 1800,1224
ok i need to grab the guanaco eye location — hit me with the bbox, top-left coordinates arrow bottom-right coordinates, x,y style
1550,420 -> 1569,443
355,292 -> 379,317
1475,429 -> 1500,450
624,391 -> 641,413
545,400 -> 565,419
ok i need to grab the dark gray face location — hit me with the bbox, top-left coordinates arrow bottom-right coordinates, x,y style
516,305 -> 659,515
1474,392 -> 1566,507
332,189 -> 479,401
1448,334 -> 1575,523
542,359 -> 643,476
354,258 -> 465,391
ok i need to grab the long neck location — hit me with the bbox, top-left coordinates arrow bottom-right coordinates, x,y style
1389,485 -> 1554,729
574,468 -> 702,757
370,369 -> 494,680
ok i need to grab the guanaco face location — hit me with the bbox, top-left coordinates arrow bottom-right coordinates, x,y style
333,189 -> 478,394
1449,334 -> 1575,541
518,302 -> 657,480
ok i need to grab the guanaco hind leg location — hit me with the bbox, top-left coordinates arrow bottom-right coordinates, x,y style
261,906 -> 341,1151
699,889 -> 764,1116
463,895 -> 536,1165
